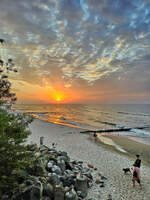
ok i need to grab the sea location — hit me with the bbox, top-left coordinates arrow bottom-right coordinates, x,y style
12,104 -> 150,145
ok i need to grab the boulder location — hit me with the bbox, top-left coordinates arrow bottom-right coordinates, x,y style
48,173 -> 61,185
57,160 -> 66,172
65,189 -> 78,200
20,185 -> 41,200
75,175 -> 88,198
52,165 -> 62,175
43,197 -> 52,200
43,183 -> 54,199
62,175 -> 75,187
54,185 -> 65,200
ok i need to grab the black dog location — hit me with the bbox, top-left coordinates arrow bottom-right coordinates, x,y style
123,168 -> 131,174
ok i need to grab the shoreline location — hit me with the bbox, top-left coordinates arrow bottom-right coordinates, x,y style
97,134 -> 150,167
28,118 -> 150,200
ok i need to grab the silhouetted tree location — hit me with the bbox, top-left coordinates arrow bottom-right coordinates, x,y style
0,39 -> 34,197
0,40 -> 17,106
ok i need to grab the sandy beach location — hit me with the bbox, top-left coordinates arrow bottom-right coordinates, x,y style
28,119 -> 150,200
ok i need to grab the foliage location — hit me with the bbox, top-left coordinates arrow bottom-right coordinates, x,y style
0,39 -> 34,196
0,39 -> 17,105
0,108 -> 34,194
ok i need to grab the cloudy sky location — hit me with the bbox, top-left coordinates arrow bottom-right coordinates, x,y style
0,0 -> 150,104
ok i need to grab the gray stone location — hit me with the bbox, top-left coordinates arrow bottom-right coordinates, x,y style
43,197 -> 51,200
54,185 -> 65,200
21,185 -> 41,200
52,165 -> 62,175
65,189 -> 78,200
57,160 -> 66,172
60,151 -> 68,157
62,175 -> 75,187
47,161 -> 53,169
75,175 -> 88,198
48,173 -> 61,185
43,183 -> 54,199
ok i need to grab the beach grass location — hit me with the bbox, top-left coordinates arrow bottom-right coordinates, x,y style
90,134 -> 150,167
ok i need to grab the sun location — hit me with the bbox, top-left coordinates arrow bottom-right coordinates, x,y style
56,96 -> 61,102
52,91 -> 64,103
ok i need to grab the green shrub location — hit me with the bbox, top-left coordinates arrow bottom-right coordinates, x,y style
0,106 -> 34,195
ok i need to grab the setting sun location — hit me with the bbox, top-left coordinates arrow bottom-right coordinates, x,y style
56,96 -> 61,102
52,91 -> 64,103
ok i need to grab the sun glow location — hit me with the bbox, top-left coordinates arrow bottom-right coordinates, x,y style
52,91 -> 64,103
56,96 -> 61,102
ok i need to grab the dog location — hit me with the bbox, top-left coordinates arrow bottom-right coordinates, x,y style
122,168 -> 131,174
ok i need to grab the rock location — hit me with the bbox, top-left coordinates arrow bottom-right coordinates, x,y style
47,161 -> 53,169
48,173 -> 61,185
2,146 -> 94,199
52,165 -> 62,175
57,160 -> 66,172
87,164 -> 94,169
65,162 -> 73,170
60,151 -> 68,157
58,156 -> 69,163
75,175 -> 88,198
78,161 -> 83,164
77,190 -> 86,198
1,195 -> 10,200
20,185 -> 41,200
43,183 -> 54,199
43,197 -> 51,200
62,175 -> 75,187
65,189 -> 78,200
83,172 -> 93,180
54,185 -> 65,200
64,186 -> 70,192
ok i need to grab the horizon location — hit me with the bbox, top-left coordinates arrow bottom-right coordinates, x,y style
0,0 -> 150,104
14,102 -> 150,105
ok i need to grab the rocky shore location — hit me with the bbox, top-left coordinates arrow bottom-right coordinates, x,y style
2,143 -> 109,200
26,119 -> 150,200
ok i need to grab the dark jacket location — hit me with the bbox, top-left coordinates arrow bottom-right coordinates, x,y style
135,158 -> 141,168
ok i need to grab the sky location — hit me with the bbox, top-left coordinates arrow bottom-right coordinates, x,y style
0,0 -> 150,104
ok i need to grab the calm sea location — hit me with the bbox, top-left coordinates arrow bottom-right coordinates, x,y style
13,104 -> 150,144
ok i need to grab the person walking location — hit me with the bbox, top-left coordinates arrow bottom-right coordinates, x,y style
132,154 -> 142,189
134,154 -> 141,168
132,163 -> 142,189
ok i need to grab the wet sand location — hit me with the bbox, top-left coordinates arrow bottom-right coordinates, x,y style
98,134 -> 150,167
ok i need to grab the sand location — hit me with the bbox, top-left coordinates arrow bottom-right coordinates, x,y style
28,119 -> 150,200
102,134 -> 150,166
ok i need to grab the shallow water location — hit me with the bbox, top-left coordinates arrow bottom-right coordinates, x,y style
13,104 -> 150,144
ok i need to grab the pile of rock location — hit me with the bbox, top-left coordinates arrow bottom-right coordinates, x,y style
8,144 -> 96,200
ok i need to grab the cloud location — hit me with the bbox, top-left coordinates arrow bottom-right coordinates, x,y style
0,0 -> 150,102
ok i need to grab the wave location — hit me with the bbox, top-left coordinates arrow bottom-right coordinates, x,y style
130,128 -> 150,137
94,120 -> 119,127
118,111 -> 150,117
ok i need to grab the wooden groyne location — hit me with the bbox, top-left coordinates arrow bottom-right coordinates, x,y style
80,126 -> 150,134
